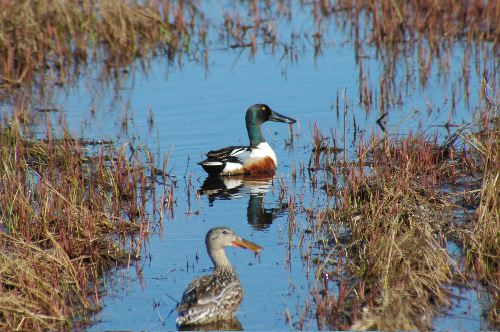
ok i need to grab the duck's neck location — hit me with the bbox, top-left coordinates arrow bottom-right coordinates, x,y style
208,247 -> 233,272
247,122 -> 265,147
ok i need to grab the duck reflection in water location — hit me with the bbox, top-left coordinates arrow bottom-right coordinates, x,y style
198,174 -> 286,229
178,318 -> 243,331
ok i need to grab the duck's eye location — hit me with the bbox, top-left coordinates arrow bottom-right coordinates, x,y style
222,230 -> 228,235
261,106 -> 266,111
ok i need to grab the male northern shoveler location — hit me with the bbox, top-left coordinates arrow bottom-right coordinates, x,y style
176,227 -> 262,327
199,104 -> 296,176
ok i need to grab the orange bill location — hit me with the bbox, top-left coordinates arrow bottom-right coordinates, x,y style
232,238 -> 263,253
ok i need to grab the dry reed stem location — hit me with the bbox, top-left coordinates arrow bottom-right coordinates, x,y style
461,106 -> 500,288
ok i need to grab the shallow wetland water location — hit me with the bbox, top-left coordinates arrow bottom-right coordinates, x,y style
0,1 -> 498,330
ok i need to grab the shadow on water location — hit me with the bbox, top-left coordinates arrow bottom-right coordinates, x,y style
178,318 -> 243,331
198,174 -> 287,230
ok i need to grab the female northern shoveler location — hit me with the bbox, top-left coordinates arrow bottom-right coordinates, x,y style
176,227 -> 262,327
199,104 -> 296,176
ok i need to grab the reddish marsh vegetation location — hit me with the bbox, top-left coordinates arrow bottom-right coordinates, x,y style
309,90 -> 499,329
0,108 -> 172,330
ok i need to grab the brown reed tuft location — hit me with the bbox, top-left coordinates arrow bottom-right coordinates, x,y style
312,88 -> 499,329
0,0 -> 204,91
0,112 -> 160,330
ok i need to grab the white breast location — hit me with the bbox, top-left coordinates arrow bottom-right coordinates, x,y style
250,142 -> 277,164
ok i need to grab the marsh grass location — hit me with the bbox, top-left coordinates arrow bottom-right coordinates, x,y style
311,92 -> 499,329
220,1 -> 497,117
462,107 -> 499,290
315,154 -> 457,329
0,0 -> 204,91
328,0 -> 498,114
330,0 -> 498,45
0,114 -> 160,330
1,0 -> 495,113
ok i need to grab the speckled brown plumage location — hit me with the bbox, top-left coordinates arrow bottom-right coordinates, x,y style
176,267 -> 243,325
176,227 -> 262,327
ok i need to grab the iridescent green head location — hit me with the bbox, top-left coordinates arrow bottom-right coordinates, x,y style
245,104 -> 296,147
